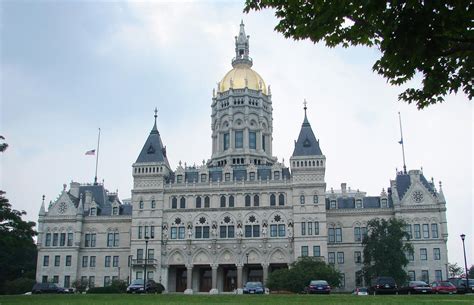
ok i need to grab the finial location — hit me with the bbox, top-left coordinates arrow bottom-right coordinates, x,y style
240,19 -> 244,26
42,195 -> 45,203
63,184 -> 67,191
303,99 -> 307,112
154,107 -> 158,121
439,181 -> 443,191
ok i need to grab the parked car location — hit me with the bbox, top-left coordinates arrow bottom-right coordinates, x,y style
126,279 -> 160,293
430,281 -> 457,294
368,276 -> 398,295
448,278 -> 474,294
32,283 -> 68,294
352,287 -> 368,296
243,281 -> 264,294
307,280 -> 331,294
399,281 -> 432,294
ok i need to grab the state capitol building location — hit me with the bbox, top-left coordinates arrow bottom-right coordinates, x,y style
35,22 -> 449,293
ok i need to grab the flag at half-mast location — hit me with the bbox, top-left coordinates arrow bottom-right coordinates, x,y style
85,149 -> 96,156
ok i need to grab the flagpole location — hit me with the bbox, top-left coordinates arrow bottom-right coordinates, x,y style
94,128 -> 101,185
398,112 -> 407,174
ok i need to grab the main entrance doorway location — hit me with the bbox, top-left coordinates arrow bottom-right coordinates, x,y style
175,267 -> 187,292
223,266 -> 237,292
199,267 -> 212,292
247,266 -> 263,283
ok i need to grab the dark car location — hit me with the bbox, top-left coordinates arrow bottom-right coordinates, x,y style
399,281 -> 432,294
243,281 -> 264,294
448,278 -> 474,294
431,281 -> 457,294
307,280 -> 331,294
126,279 -> 161,293
369,276 -> 398,295
32,283 -> 68,294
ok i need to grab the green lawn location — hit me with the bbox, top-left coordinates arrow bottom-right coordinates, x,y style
0,294 -> 473,305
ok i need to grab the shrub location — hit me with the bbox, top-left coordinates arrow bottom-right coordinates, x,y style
87,286 -> 122,294
2,278 -> 36,295
72,279 -> 88,293
110,279 -> 127,293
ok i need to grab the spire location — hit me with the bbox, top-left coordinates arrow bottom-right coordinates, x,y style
292,101 -> 323,156
232,21 -> 252,68
39,195 -> 46,216
136,109 -> 170,166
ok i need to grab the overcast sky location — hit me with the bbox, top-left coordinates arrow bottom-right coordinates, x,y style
1,1 -> 472,269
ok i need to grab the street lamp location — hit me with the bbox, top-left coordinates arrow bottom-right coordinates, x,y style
460,234 -> 469,291
144,236 -> 149,293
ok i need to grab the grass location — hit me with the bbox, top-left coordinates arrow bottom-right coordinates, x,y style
0,294 -> 473,305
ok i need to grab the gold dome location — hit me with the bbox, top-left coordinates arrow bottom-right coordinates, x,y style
219,64 -> 267,95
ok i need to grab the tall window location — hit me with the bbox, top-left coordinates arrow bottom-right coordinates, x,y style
313,246 -> 321,257
270,194 -> 276,206
139,201 -> 144,209
301,222 -> 306,235
405,224 -> 413,239
54,255 -> 60,267
314,222 -> 320,235
107,232 -> 119,247
308,222 -> 313,235
420,248 -> 428,260
421,270 -> 429,283
313,195 -> 318,204
151,200 -> 156,209
53,233 -> 58,246
171,197 -> 177,209
220,196 -> 226,208
64,276 -> 70,288
82,256 -> 88,268
249,132 -> 256,149
229,195 -> 235,207
90,256 -> 96,267
253,195 -> 259,207
408,271 -> 416,281
196,196 -> 202,208
414,224 -> 421,239
279,194 -> 285,206
245,195 -> 251,207
45,233 -> 51,247
337,252 -> 344,264
60,233 -> 66,246
422,224 -> 430,238
328,252 -> 335,264
274,171 -> 280,180
67,233 -> 73,246
65,255 -> 72,266
354,227 -> 362,242
262,135 -> 266,151
354,251 -> 362,263
328,228 -> 335,243
355,199 -> 362,209
224,133 -> 230,150
85,233 -> 96,247
204,196 -> 210,208
300,195 -> 305,204
113,256 -> 119,267
220,225 -> 235,238
112,206 -> 119,215
235,131 -> 243,148
435,270 -> 442,281
301,246 -> 309,257
434,248 -> 441,260
180,197 -> 186,209
431,224 -> 439,238
335,228 -> 342,242
105,256 -> 111,267
43,256 -> 49,267
195,226 -> 210,239
245,225 -> 260,238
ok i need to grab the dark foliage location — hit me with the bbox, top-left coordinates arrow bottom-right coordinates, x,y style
245,1 -> 473,109
1,278 -> 36,295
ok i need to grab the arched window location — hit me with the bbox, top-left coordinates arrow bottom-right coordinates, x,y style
245,195 -> 251,207
171,197 -> 177,209
220,195 -> 226,208
204,196 -> 210,208
139,201 -> 144,209
254,195 -> 259,207
112,207 -> 119,215
90,207 -> 97,216
196,196 -> 202,208
180,197 -> 186,209
270,194 -> 276,206
313,195 -> 319,204
278,193 -> 285,206
229,195 -> 235,207
300,195 -> 305,204
151,200 -> 156,209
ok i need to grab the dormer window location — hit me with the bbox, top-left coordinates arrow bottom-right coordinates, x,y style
90,208 -> 97,216
355,199 -> 363,209
177,175 -> 183,183
112,207 -> 119,215
274,171 -> 280,180
201,174 -> 207,183
330,200 -> 337,209
381,198 -> 388,208
225,173 -> 231,182
249,172 -> 255,181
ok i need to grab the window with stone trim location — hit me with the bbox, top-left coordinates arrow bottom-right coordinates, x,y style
300,195 -> 305,204
66,255 -> 71,266
235,130 -> 243,149
229,195 -> 235,207
301,246 -> 309,257
220,196 -> 226,208
171,197 -> 177,209
422,224 -> 430,238
249,132 -> 256,149
420,248 -> 428,260
105,256 -> 111,267
337,252 -> 344,264
414,224 -> 421,239
270,194 -> 276,206
328,252 -> 335,264
431,224 -> 439,238
180,197 -> 186,209
313,246 -> 321,257
434,248 -> 441,260
43,255 -> 49,267
279,193 -> 285,206
45,233 -> 51,247
245,195 -> 251,207
196,196 -> 202,208
354,251 -> 362,263
204,196 -> 210,208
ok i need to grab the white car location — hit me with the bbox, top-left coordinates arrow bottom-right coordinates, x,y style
352,287 -> 369,296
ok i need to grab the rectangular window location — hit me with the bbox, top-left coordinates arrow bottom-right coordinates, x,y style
328,228 -> 335,243
170,227 -> 177,239
405,224 -> 413,239
53,276 -> 59,284
278,224 -> 285,237
421,270 -> 429,283
355,199 -> 362,209
220,226 -> 227,238
262,134 -> 266,151
54,255 -> 60,267
308,222 -> 313,235
313,195 -> 318,204
249,172 -> 255,181
274,171 -> 280,180
200,174 -> 207,183
107,233 -> 114,247
435,270 -> 442,281
53,233 -> 58,246
337,252 -> 344,264
104,276 -> 111,287
64,275 -> 70,288
150,226 -> 155,239
136,271 -> 143,280
407,250 -> 414,261
330,200 -> 336,209
89,276 -> 95,288
43,255 -> 49,267
313,246 -> 321,257
67,233 -> 73,246
431,224 -> 439,238
245,225 -> 252,238
42,276 -> 48,283
314,222 -> 319,235
434,248 -> 441,260
328,252 -> 335,264
414,224 -> 421,239
340,274 -> 345,287
354,227 -> 361,242
301,222 -> 306,236
228,226 -> 234,238
45,233 -> 51,247
301,246 -> 309,257
113,256 -> 119,267
105,256 -> 111,267
408,271 -> 416,281
225,173 -> 231,182
354,251 -> 362,263
178,227 -> 185,239
249,132 -> 256,149
65,255 -> 71,266
420,248 -> 428,260
224,133 -> 230,150
270,224 -> 277,237
60,233 -> 66,246
335,228 -> 342,243
90,256 -> 96,267
235,131 -> 243,148
361,227 -> 367,239
138,226 -> 143,239
82,256 -> 88,268
422,224 -> 430,238
195,227 -> 202,239
252,225 -> 260,237
203,226 -> 210,238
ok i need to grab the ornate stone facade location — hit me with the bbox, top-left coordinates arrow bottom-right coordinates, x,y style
36,22 -> 449,293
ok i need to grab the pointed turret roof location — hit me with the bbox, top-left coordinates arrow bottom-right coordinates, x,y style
136,109 -> 169,165
292,104 -> 323,156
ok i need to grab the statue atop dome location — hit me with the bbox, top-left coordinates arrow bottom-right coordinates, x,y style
232,20 -> 253,68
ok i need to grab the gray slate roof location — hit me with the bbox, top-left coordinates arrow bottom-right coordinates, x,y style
68,184 -> 132,216
292,112 -> 323,156
136,120 -> 169,164
396,173 -> 436,199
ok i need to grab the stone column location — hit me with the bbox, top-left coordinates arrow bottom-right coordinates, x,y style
184,264 -> 193,294
262,263 -> 269,285
236,264 -> 243,289
160,265 -> 168,292
210,264 -> 219,294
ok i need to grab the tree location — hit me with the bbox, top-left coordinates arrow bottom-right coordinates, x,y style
244,1 -> 473,109
0,136 -> 7,153
362,218 -> 413,285
469,265 -> 474,278
266,257 -> 341,293
449,263 -> 464,278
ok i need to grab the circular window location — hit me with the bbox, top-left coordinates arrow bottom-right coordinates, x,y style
249,216 -> 256,223
412,191 -> 424,203
224,216 -> 231,223
199,217 -> 206,224
274,215 -> 281,222
174,217 -> 181,225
